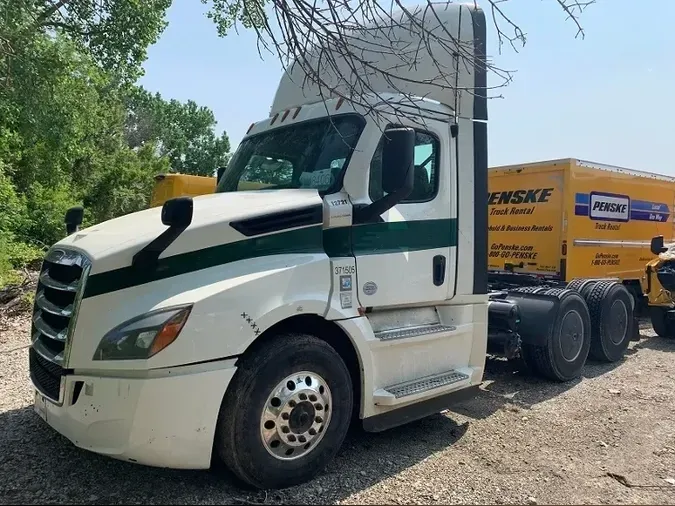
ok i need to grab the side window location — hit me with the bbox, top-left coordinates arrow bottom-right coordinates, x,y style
369,130 -> 439,203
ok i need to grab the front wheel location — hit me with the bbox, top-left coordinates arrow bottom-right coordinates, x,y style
214,333 -> 353,489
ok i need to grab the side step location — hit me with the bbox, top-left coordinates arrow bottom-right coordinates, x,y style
374,323 -> 456,342
373,369 -> 471,406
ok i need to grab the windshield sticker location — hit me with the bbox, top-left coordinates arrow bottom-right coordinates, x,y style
300,169 -> 333,188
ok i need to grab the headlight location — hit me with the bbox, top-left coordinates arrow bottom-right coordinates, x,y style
93,305 -> 193,360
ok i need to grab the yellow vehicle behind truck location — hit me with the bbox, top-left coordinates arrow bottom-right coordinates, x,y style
641,235 -> 675,337
149,171 -> 273,207
150,173 -> 217,207
487,158 -> 675,309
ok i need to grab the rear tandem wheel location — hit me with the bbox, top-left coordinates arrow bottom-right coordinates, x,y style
566,278 -> 600,299
585,281 -> 634,362
520,288 -> 592,382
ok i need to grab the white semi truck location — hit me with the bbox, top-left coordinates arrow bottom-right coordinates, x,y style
28,1 -> 634,490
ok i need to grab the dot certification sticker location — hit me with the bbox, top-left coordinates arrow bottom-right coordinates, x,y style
340,275 -> 352,291
340,292 -> 353,309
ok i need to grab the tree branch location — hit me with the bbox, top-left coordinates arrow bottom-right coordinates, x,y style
38,0 -> 73,23
204,0 -> 595,127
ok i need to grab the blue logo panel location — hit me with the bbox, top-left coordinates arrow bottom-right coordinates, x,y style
574,192 -> 670,223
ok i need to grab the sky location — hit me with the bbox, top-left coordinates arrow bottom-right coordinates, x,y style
139,0 -> 675,175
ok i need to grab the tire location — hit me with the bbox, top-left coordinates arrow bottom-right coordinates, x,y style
566,278 -> 586,292
214,333 -> 353,489
586,281 -> 633,362
650,306 -> 675,338
511,286 -> 548,294
566,278 -> 599,299
520,289 -> 591,382
541,287 -> 567,298
580,281 -> 599,299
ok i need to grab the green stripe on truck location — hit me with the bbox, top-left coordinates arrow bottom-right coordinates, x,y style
83,218 -> 458,298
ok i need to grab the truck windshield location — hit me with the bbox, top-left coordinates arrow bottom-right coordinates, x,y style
216,115 -> 365,194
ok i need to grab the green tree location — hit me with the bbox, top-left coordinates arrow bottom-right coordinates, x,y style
124,87 -> 231,177
0,1 -> 233,286
1,0 -> 172,84
83,142 -> 170,223
3,35 -> 124,193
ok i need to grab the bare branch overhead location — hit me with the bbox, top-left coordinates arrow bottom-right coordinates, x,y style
204,0 -> 595,124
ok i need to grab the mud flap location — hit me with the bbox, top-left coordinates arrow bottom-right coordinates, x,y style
629,313 -> 641,341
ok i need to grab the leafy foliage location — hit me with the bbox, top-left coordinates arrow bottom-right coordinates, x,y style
1,0 -> 172,84
0,0 -> 230,286
201,0 -> 267,37
125,87 -> 231,177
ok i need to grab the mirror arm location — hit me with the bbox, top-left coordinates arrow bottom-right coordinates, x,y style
216,166 -> 226,182
132,197 -> 193,270
132,224 -> 188,270
353,185 -> 413,224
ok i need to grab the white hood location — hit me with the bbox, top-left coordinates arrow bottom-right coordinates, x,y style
56,189 -> 323,275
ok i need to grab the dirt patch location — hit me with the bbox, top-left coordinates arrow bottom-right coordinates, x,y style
1,318 -> 675,504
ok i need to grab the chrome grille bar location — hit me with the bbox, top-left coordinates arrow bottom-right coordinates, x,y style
39,269 -> 79,292
32,312 -> 68,342
30,247 -> 90,403
35,290 -> 73,317
31,331 -> 65,366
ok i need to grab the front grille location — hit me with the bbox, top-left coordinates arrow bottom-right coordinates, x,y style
29,348 -> 63,401
30,248 -> 89,402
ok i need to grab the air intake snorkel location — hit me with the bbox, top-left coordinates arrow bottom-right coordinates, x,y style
132,196 -> 194,270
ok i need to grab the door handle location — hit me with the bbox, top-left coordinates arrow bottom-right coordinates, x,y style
433,255 -> 446,286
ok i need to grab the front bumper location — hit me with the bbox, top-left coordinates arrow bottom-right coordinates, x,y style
32,363 -> 237,469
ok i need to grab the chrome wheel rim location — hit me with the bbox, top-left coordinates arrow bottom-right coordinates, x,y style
260,371 -> 332,461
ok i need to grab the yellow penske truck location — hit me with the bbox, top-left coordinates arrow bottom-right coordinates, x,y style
486,158 -> 675,308
28,2 -> 643,490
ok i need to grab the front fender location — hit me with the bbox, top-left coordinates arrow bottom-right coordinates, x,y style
69,253 -> 332,370
150,252 -> 335,367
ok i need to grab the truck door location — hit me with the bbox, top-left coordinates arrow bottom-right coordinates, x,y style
352,124 -> 455,308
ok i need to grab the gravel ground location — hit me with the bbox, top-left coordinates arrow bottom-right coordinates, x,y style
2,312 -> 675,505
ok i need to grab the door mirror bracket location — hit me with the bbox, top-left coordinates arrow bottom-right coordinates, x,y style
353,127 -> 415,223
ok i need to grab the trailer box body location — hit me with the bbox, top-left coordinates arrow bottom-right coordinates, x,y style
150,173 -> 217,207
488,158 -> 675,284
